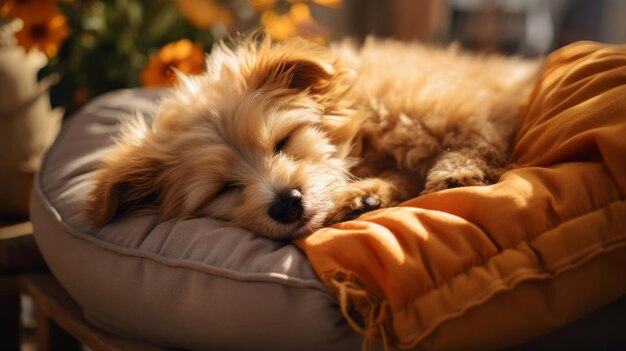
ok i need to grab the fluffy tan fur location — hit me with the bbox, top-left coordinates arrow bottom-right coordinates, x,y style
84,34 -> 541,240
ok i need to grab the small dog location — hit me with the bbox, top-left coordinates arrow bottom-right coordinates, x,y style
84,35 -> 540,240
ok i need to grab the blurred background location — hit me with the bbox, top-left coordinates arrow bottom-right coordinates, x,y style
324,0 -> 626,55
2,0 -> 626,111
1,0 -> 625,219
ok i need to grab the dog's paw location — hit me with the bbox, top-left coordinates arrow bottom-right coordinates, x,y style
327,178 -> 393,224
340,195 -> 382,222
422,171 -> 491,194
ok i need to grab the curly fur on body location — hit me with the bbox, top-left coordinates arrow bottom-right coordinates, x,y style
84,34 -> 540,240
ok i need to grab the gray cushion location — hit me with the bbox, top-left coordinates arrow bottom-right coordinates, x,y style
30,89 -> 364,350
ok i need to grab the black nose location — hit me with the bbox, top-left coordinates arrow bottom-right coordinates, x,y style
268,189 -> 304,224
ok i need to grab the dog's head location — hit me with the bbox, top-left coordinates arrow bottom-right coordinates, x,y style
84,35 -> 359,240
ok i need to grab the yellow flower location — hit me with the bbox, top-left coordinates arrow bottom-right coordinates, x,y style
175,0 -> 234,29
311,0 -> 342,8
260,10 -> 295,42
14,7 -> 70,57
261,3 -> 329,42
249,0 -> 276,12
140,39 -> 205,87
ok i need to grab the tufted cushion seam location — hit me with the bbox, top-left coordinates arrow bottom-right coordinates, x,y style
400,232 -> 626,343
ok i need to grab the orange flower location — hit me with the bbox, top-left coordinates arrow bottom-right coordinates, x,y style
175,0 -> 234,29
1,0 -> 56,17
14,6 -> 70,57
141,39 -> 205,87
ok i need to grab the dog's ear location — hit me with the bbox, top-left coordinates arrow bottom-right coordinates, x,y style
276,58 -> 336,94
250,38 -> 342,96
83,148 -> 161,225
253,57 -> 337,95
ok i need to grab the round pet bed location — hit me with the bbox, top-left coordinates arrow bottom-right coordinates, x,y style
30,88 -> 364,351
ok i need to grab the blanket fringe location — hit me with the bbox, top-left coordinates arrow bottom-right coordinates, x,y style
331,276 -> 391,351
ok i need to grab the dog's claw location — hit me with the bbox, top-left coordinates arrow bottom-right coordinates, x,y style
340,210 -> 362,222
363,195 -> 381,211
340,195 -> 381,222
445,176 -> 490,189
445,178 -> 462,188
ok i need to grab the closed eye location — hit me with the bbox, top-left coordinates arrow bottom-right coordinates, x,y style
274,135 -> 290,154
215,183 -> 243,197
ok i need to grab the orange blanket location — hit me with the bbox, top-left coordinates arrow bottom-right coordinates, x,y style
296,42 -> 626,350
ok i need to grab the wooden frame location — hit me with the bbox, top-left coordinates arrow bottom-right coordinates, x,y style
1,222 -> 163,351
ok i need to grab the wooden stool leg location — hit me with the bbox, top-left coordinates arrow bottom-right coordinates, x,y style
35,310 -> 81,351
20,273 -> 164,351
0,276 -> 20,351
